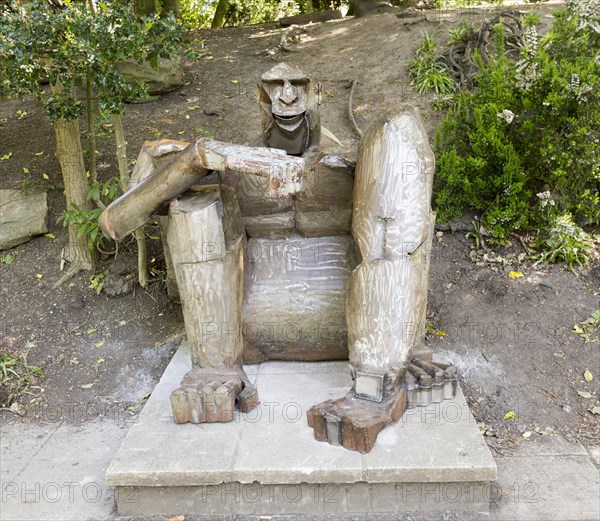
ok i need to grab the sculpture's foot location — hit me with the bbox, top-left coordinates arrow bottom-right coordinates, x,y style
405,350 -> 458,409
170,366 -> 259,424
307,389 -> 407,453
307,350 -> 457,453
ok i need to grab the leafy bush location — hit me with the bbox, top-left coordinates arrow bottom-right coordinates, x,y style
0,1 -> 183,122
433,3 -> 600,253
180,0 -> 316,28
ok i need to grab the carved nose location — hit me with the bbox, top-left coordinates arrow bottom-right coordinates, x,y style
280,81 -> 298,104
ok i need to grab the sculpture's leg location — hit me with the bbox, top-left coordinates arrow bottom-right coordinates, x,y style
307,108 -> 456,452
167,185 -> 259,423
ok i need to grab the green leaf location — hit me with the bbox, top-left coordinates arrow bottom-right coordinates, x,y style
577,391 -> 592,399
584,370 -> 593,383
503,411 -> 516,420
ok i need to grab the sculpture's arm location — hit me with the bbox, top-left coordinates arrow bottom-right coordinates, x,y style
99,138 -> 305,240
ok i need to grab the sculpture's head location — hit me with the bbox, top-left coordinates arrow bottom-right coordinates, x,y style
258,62 -> 321,156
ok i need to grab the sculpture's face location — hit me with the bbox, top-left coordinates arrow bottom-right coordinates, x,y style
263,77 -> 310,122
259,63 -> 320,155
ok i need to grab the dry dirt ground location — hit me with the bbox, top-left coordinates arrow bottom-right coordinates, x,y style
0,6 -> 598,456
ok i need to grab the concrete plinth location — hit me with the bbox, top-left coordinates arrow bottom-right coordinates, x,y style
106,343 -> 497,517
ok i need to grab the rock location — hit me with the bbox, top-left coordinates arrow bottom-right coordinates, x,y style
0,190 -> 48,250
350,0 -> 397,17
115,56 -> 185,96
279,9 -> 343,26
103,273 -> 135,297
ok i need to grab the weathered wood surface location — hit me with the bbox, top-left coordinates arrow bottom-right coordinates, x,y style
99,139 -> 305,241
167,186 -> 245,368
347,108 -> 435,376
242,234 -> 358,363
0,190 -> 48,250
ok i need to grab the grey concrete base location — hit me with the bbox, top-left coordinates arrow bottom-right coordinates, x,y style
107,343 -> 497,516
116,482 -> 493,516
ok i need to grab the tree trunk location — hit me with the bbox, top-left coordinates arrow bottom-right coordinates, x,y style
134,0 -> 158,16
112,113 -> 148,288
162,0 -> 180,17
211,0 -> 229,28
86,77 -> 97,184
54,118 -> 94,273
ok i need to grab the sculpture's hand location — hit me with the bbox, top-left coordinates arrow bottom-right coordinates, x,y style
195,139 -> 305,198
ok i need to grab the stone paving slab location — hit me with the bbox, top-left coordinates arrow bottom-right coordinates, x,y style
491,438 -> 600,521
106,343 -> 497,515
0,420 -> 127,521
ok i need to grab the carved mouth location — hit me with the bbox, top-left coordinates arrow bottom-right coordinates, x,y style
275,113 -> 301,120
273,111 -> 305,122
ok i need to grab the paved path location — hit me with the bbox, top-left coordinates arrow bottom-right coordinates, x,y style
1,417 -> 598,521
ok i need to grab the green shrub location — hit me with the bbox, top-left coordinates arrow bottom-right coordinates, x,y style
408,32 -> 455,95
433,3 -> 600,254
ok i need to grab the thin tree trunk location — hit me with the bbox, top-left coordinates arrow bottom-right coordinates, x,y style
86,77 -> 97,184
54,118 -> 94,276
111,113 -> 128,188
211,0 -> 229,28
111,112 -> 148,288
162,0 -> 180,17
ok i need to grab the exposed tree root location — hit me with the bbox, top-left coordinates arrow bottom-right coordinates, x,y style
348,79 -> 363,139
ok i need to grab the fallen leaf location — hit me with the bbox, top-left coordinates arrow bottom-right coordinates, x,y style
86,328 -> 97,334
44,233 -> 55,239
95,340 -> 105,348
35,273 -> 44,279
80,383 -> 94,389
165,516 -> 185,521
503,411 -> 517,420
33,151 -> 44,156
508,271 -> 523,279
42,173 -> 49,180
96,357 -> 105,364
23,167 -> 30,174
584,369 -> 593,382
589,406 -> 600,415
230,79 -> 239,84
577,391 -> 592,399
522,431 -> 533,438
188,105 -> 200,111
0,152 -> 12,161
434,330 -> 447,337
